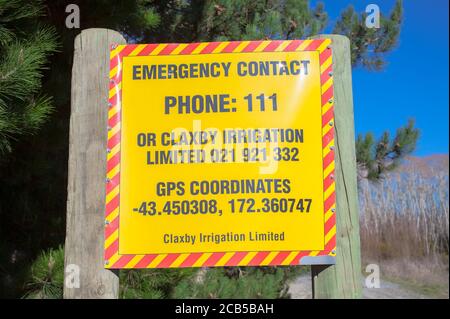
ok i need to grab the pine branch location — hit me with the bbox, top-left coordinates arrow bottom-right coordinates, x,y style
0,0 -> 58,155
333,0 -> 402,70
22,245 -> 64,299
356,119 -> 419,181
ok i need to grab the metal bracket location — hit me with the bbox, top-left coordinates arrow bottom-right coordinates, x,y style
299,255 -> 336,265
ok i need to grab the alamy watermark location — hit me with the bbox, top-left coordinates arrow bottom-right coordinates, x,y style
65,263 -> 80,289
65,4 -> 80,29
365,4 -> 381,29
365,263 -> 380,288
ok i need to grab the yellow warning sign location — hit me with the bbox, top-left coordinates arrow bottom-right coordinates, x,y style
105,40 -> 336,268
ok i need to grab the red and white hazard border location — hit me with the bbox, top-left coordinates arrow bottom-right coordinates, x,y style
104,39 -> 336,269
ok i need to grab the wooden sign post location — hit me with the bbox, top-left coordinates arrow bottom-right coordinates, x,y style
64,29 -> 361,299
310,34 -> 362,298
64,29 -> 125,299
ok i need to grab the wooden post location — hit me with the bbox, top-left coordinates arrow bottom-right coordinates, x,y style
64,29 -> 126,299
310,34 -> 362,298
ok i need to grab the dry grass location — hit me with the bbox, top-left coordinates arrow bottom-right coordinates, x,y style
359,156 -> 449,296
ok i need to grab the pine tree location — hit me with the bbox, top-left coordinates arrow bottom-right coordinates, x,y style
0,0 -> 58,297
333,0 -> 403,70
356,119 -> 419,180
331,1 -> 419,180
23,245 -> 64,299
0,0 -> 58,155
196,0 -> 327,41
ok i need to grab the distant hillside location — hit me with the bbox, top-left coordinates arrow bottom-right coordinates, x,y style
359,153 -> 449,217
398,154 -> 449,177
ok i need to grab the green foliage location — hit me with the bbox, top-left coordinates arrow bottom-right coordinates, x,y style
174,268 -> 282,298
172,0 -> 402,70
120,268 -> 196,299
18,243 -> 308,299
57,0 -> 164,42
356,119 -> 419,180
333,0 -> 403,70
22,245 -> 64,299
173,266 -> 305,299
0,0 -> 58,154
197,0 -> 327,41
119,265 -> 305,299
18,244 -> 306,299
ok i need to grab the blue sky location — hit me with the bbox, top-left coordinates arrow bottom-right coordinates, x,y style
312,0 -> 449,156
